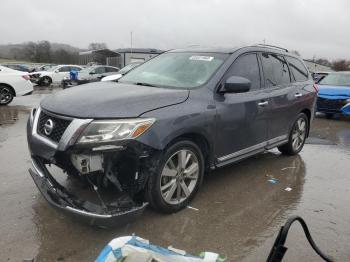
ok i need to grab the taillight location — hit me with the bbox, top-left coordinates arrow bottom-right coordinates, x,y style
22,75 -> 30,81
313,83 -> 319,93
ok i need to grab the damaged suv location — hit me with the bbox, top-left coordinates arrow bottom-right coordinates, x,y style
27,45 -> 317,226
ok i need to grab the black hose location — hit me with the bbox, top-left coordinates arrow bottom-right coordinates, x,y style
267,216 -> 334,262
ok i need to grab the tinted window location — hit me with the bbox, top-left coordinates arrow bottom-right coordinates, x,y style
94,67 -> 106,74
261,53 -> 290,86
58,66 -> 70,72
225,53 -> 261,90
285,56 -> 309,82
106,67 -> 119,73
71,66 -> 81,71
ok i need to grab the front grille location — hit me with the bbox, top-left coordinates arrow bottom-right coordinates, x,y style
317,97 -> 345,112
37,111 -> 72,143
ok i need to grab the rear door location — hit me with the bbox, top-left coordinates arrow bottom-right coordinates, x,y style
215,53 -> 269,164
259,53 -> 295,145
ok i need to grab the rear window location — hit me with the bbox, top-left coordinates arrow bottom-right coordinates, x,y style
261,53 -> 290,87
285,56 -> 309,82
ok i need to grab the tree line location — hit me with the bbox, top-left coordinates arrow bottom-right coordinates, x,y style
0,41 -> 108,64
6,41 -> 79,64
1,41 -> 349,70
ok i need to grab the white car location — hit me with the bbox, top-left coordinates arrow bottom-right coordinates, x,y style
29,64 -> 83,86
0,66 -> 34,105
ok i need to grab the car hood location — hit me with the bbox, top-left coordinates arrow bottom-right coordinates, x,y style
40,82 -> 189,118
318,85 -> 350,100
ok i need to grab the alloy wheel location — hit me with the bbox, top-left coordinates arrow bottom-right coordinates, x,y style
0,86 -> 13,105
292,118 -> 307,151
160,149 -> 199,205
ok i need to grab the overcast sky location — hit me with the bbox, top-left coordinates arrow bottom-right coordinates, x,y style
1,0 -> 349,59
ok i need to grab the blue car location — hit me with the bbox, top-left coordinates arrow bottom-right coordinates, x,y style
317,72 -> 350,117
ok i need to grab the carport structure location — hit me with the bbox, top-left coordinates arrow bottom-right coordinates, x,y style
78,49 -> 121,67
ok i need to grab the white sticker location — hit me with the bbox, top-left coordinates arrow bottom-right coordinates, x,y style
189,56 -> 214,61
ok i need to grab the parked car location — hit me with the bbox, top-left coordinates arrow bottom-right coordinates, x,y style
31,64 -> 57,73
316,72 -> 350,117
312,71 -> 330,83
101,62 -> 141,82
27,45 -> 317,226
29,65 -> 83,86
77,65 -> 120,84
0,66 -> 33,105
1,64 -> 30,72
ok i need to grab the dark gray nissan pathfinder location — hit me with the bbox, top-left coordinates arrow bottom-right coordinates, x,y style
27,45 -> 317,226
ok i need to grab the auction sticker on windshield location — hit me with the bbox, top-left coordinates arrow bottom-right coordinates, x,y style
189,56 -> 214,61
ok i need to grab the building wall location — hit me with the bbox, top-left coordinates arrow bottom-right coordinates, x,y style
121,52 -> 159,67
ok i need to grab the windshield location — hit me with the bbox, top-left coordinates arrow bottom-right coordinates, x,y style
318,73 -> 350,87
119,63 -> 140,74
119,52 -> 228,89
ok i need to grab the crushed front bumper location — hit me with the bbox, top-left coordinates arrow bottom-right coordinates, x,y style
29,157 -> 148,227
317,96 -> 350,115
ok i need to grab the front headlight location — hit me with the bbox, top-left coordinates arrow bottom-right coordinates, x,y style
77,118 -> 155,144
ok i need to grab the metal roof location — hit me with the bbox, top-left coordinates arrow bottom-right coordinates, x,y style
79,49 -> 120,57
114,48 -> 164,54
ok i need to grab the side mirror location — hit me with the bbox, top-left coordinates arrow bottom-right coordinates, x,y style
54,70 -> 59,73
89,71 -> 95,75
222,76 -> 251,93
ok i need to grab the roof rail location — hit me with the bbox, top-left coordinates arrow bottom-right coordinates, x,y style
253,44 -> 289,52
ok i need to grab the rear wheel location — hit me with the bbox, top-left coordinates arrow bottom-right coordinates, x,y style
0,85 -> 14,105
278,113 -> 308,155
39,76 -> 52,86
146,140 -> 204,213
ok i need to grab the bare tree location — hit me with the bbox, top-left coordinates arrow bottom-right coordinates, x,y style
332,59 -> 350,71
88,42 -> 108,50
290,50 -> 301,56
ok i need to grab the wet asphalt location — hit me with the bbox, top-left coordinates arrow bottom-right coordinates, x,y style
1,87 -> 350,261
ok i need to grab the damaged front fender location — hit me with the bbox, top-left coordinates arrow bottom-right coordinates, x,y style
341,102 -> 350,115
29,157 -> 148,227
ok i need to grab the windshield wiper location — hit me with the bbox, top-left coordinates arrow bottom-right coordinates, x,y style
135,82 -> 157,87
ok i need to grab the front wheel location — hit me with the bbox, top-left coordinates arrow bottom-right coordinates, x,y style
278,113 -> 309,155
39,76 -> 52,86
146,140 -> 204,213
0,85 -> 14,105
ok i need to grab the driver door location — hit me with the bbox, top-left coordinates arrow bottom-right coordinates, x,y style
215,53 -> 269,165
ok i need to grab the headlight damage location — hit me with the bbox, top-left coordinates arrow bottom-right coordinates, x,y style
78,118 -> 155,144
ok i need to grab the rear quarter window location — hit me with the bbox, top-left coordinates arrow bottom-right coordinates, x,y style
285,56 -> 309,82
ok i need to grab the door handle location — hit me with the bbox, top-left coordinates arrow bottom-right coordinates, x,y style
295,93 -> 303,98
258,101 -> 269,107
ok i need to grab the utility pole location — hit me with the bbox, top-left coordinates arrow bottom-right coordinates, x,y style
130,31 -> 133,58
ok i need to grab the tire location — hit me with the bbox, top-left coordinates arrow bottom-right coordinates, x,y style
325,113 -> 334,119
0,85 -> 14,105
278,113 -> 308,155
146,140 -> 204,213
39,76 -> 52,86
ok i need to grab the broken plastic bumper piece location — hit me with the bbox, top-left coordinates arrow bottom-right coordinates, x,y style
29,157 -> 148,227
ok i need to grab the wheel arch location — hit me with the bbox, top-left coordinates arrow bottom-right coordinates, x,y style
164,132 -> 213,170
300,108 -> 311,137
0,83 -> 16,96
